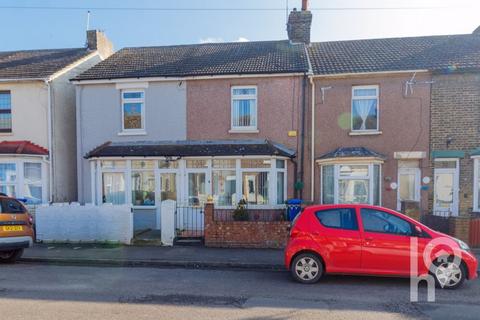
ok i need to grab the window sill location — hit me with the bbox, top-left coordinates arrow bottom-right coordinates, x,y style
118,131 -> 147,136
0,132 -> 13,136
132,206 -> 157,210
349,131 -> 382,136
228,129 -> 259,134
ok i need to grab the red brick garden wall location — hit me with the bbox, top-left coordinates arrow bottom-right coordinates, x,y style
204,204 -> 290,249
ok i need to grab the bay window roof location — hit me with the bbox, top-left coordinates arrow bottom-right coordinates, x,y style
317,147 -> 386,162
86,139 -> 295,159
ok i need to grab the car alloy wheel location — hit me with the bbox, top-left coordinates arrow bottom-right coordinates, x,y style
435,261 -> 463,288
292,253 -> 323,284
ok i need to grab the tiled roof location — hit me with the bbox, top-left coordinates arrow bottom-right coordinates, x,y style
318,147 -> 386,160
0,140 -> 48,155
0,48 -> 92,80
308,33 -> 480,75
73,40 -> 309,80
86,140 -> 296,158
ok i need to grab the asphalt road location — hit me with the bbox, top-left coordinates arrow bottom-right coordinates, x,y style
0,264 -> 479,320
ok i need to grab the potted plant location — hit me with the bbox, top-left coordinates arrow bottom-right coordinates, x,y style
233,199 -> 249,221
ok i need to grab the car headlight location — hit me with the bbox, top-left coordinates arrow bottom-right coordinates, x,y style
455,238 -> 471,251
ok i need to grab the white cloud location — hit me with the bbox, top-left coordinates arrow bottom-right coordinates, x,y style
236,37 -> 250,42
199,37 -> 224,44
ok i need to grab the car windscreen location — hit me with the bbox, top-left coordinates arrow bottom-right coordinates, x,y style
0,199 -> 26,214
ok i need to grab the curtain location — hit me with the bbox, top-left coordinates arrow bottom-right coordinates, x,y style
353,99 -> 376,130
102,173 -> 126,204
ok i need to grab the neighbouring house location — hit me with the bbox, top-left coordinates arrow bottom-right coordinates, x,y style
72,40 -> 309,231
429,33 -> 480,217
303,25 -> 480,221
0,30 -> 112,204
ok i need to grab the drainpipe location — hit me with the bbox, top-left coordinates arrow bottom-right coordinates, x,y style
44,80 -> 53,203
309,76 -> 315,202
299,75 -> 307,199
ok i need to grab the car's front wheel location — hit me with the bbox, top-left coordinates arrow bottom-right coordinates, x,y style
432,256 -> 466,289
291,253 -> 324,284
0,249 -> 24,264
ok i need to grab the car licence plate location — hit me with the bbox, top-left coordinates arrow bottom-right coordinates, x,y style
2,226 -> 23,232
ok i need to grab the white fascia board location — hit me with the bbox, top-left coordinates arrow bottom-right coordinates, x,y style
49,51 -> 100,82
71,72 -> 305,85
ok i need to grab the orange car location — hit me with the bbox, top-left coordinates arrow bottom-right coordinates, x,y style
0,196 -> 34,263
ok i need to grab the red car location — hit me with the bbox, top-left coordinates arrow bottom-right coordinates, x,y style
285,204 -> 478,289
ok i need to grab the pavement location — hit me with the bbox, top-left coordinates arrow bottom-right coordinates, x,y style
2,263 -> 480,319
21,244 -> 480,271
21,244 -> 285,270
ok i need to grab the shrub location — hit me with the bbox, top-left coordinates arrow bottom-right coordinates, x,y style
233,199 -> 249,221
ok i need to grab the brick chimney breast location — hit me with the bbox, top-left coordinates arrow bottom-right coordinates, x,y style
87,30 -> 114,59
287,5 -> 313,44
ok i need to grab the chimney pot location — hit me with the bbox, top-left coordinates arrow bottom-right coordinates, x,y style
302,0 -> 309,11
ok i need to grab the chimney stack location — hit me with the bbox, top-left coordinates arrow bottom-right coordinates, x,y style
287,1 -> 313,44
86,30 -> 114,59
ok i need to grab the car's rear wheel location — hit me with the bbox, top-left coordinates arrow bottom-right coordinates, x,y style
431,256 -> 466,290
0,249 -> 24,264
291,253 -> 323,284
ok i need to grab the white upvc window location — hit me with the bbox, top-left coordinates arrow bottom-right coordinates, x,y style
321,163 -> 381,205
473,158 -> 480,212
0,159 -> 47,204
93,157 -> 287,209
231,86 -> 257,132
121,90 -> 145,134
351,85 -> 379,132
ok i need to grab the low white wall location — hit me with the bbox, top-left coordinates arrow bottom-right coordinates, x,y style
35,203 -> 133,244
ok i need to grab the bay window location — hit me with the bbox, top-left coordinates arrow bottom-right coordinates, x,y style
0,160 -> 46,204
321,163 -> 381,205
231,86 -> 257,131
94,157 -> 288,209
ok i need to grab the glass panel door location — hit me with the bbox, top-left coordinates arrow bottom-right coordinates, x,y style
160,173 -> 177,202
434,169 -> 458,215
188,172 -> 207,206
397,168 -> 420,210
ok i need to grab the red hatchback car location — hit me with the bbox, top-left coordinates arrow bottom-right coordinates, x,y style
285,205 -> 478,289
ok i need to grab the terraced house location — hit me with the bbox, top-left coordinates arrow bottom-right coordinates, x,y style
73,40 -> 309,232
0,30 -> 112,204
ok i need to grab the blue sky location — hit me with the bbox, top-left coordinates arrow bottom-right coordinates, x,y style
0,0 -> 479,51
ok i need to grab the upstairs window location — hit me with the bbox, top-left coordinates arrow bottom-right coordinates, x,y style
231,86 -> 257,131
351,86 -> 379,132
121,90 -> 145,133
0,91 -> 12,133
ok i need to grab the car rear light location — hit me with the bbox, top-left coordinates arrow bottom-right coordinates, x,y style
28,214 -> 34,225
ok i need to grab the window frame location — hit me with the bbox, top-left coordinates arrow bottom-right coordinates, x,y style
320,162 -> 382,206
230,85 -> 258,132
473,157 -> 480,212
0,90 -> 12,133
351,85 -> 379,133
0,158 -> 47,204
120,89 -> 146,134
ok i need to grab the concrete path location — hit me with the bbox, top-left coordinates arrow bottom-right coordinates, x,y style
22,244 -> 284,270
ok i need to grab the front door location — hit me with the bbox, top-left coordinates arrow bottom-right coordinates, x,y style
434,168 -> 458,216
397,167 -> 420,210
